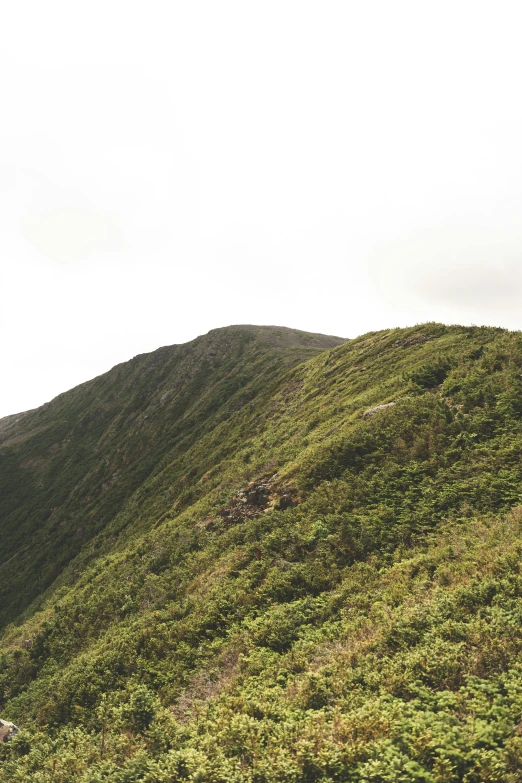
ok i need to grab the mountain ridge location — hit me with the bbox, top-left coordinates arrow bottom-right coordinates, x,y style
0,325 -> 345,626
0,324 -> 345,425
3,321 -> 522,781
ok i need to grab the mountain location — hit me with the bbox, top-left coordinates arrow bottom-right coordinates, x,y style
0,325 -> 343,626
2,322 -> 522,781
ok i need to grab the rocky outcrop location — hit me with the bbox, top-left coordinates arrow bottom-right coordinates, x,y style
0,719 -> 19,742
218,481 -> 272,525
216,480 -> 299,528
363,402 -> 396,418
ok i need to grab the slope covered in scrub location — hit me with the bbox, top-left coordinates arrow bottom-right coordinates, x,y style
3,322 -> 522,781
0,325 -> 343,626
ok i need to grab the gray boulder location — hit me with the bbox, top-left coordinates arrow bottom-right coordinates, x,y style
0,719 -> 19,742
362,402 -> 396,418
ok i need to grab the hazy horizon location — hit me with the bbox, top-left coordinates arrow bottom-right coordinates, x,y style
2,1 -> 522,417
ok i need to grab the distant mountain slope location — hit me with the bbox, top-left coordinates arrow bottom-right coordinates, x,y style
0,325 -> 344,625
4,322 -> 522,781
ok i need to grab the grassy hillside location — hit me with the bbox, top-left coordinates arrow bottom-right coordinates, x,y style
3,322 -> 522,781
0,325 -> 343,626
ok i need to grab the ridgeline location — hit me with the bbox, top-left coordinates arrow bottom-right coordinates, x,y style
2,323 -> 522,781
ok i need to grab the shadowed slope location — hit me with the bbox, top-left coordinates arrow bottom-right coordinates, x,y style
0,325 -> 344,626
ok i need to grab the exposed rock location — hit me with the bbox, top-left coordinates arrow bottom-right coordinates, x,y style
245,485 -> 270,508
219,481 -> 271,525
216,480 -> 299,527
0,720 -> 19,742
362,402 -> 396,418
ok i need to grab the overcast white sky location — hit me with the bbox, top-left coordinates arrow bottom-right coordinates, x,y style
1,1 -> 522,417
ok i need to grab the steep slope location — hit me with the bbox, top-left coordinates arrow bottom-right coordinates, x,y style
0,325 -> 344,626
3,322 -> 522,781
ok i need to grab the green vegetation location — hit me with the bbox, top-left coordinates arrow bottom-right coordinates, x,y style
3,322 -> 522,780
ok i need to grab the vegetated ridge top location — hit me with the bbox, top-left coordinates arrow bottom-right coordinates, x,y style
2,320 -> 522,782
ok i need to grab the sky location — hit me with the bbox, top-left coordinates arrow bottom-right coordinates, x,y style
1,1 -> 522,417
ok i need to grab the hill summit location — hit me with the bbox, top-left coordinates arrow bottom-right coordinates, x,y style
3,322 -> 522,781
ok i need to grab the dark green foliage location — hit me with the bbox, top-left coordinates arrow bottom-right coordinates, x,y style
4,323 -> 522,780
406,356 -> 454,389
